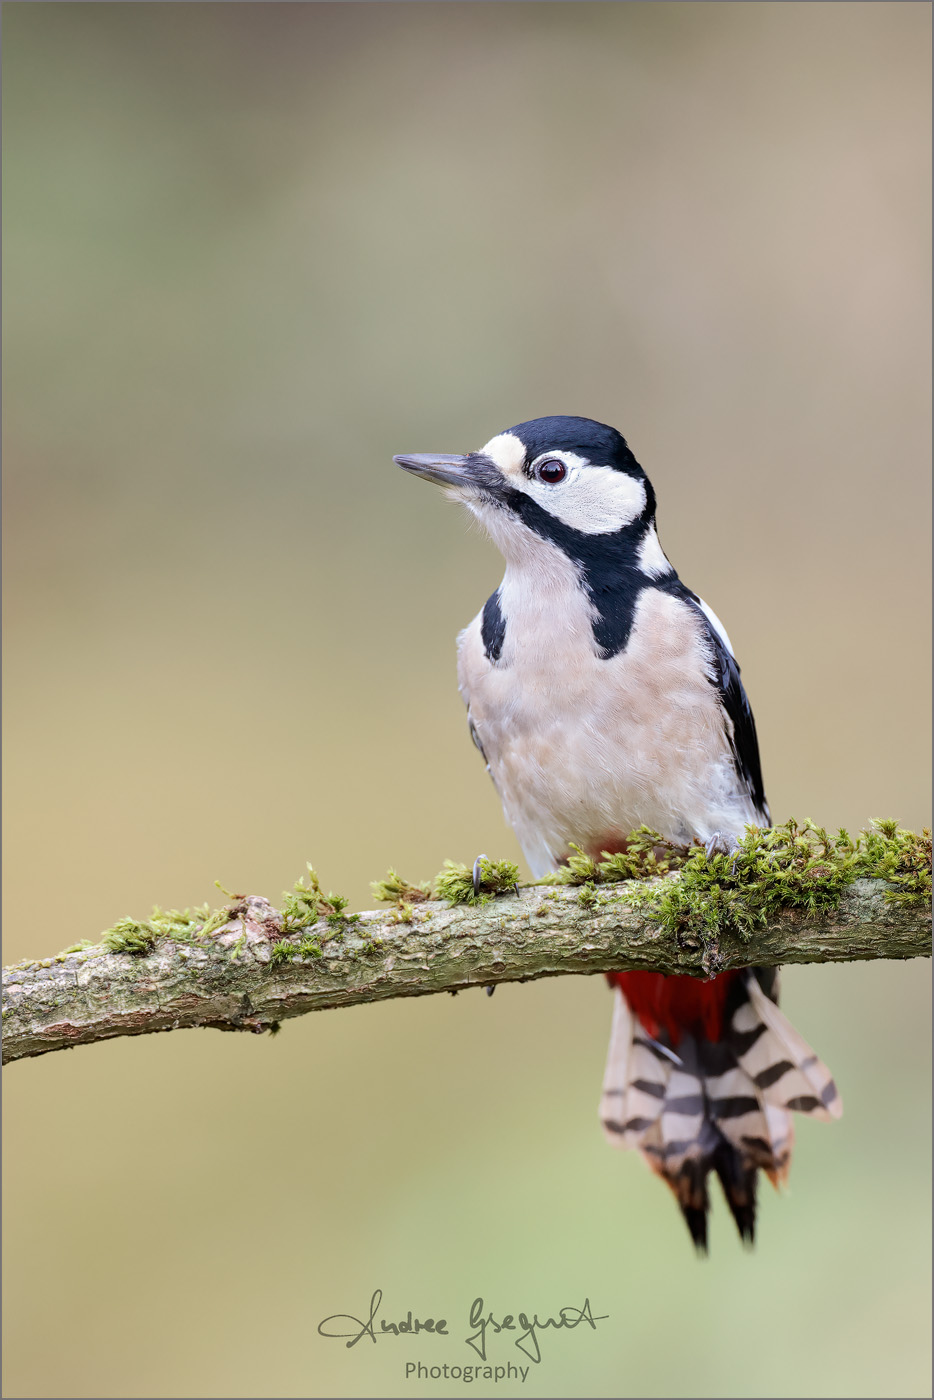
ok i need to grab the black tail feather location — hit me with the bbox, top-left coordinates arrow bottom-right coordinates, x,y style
676,1158 -> 712,1255
672,1135 -> 758,1252
680,1203 -> 709,1255
713,1139 -> 758,1246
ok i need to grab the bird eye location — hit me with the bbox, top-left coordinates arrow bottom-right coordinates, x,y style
534,458 -> 567,484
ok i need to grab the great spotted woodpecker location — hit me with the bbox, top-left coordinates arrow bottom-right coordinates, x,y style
395,415 -> 841,1250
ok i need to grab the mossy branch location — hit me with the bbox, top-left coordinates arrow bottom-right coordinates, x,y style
3,821 -> 930,1066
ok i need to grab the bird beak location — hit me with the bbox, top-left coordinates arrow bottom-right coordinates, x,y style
393,453 -> 474,488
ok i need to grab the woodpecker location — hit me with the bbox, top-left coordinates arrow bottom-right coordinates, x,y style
394,415 -> 841,1251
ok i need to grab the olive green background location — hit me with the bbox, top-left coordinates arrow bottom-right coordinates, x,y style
3,4 -> 931,1398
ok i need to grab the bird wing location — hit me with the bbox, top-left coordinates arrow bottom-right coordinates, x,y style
686,590 -> 769,824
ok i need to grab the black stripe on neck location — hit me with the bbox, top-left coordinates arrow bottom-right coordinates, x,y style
504,491 -> 675,657
481,590 -> 506,662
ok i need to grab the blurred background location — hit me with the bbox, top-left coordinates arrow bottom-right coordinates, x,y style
3,4 -> 931,1397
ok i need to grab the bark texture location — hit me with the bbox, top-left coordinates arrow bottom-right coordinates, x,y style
3,878 -> 930,1065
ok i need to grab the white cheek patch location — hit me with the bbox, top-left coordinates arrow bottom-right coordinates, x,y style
525,460 -> 648,535
480,431 -> 527,480
637,526 -> 673,578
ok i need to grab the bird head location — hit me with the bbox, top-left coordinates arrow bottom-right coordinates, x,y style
394,415 -> 662,571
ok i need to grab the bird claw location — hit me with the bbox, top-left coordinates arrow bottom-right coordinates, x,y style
705,831 -> 741,875
643,1034 -> 682,1066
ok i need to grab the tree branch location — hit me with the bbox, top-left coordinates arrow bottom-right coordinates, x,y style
3,878 -> 929,1065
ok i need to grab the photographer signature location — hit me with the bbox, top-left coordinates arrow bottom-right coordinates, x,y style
465,1295 -> 607,1363
317,1289 -> 607,1363
318,1290 -> 447,1349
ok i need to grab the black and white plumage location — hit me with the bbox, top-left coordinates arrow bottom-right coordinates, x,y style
397,416 -> 767,873
395,415 -> 841,1250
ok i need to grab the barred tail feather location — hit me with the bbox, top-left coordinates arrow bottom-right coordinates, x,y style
600,973 -> 841,1250
735,972 -> 843,1120
599,989 -> 668,1149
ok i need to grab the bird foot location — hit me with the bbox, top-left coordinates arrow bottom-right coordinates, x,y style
472,854 -> 521,901
705,831 -> 741,875
705,831 -> 738,859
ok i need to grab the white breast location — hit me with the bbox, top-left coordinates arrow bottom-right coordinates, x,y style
458,567 -> 760,879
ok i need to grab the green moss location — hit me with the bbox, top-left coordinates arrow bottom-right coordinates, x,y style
433,860 -> 479,905
621,819 -> 930,943
72,821 -> 931,970
542,844 -> 599,886
98,902 -> 234,956
850,820 -> 932,902
326,910 -> 360,934
101,918 -> 157,956
199,907 -> 231,938
542,828 -> 688,886
279,864 -> 355,936
279,867 -> 325,932
371,868 -> 431,927
371,869 -> 432,904
388,901 -> 416,924
92,861 -> 366,965
95,901 -> 235,957
149,905 -> 213,940
92,865 -> 348,963
228,931 -> 248,960
521,818 -> 930,945
267,932 -> 323,967
597,827 -> 688,882
576,881 -> 603,910
269,939 -> 296,967
434,856 -> 520,906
